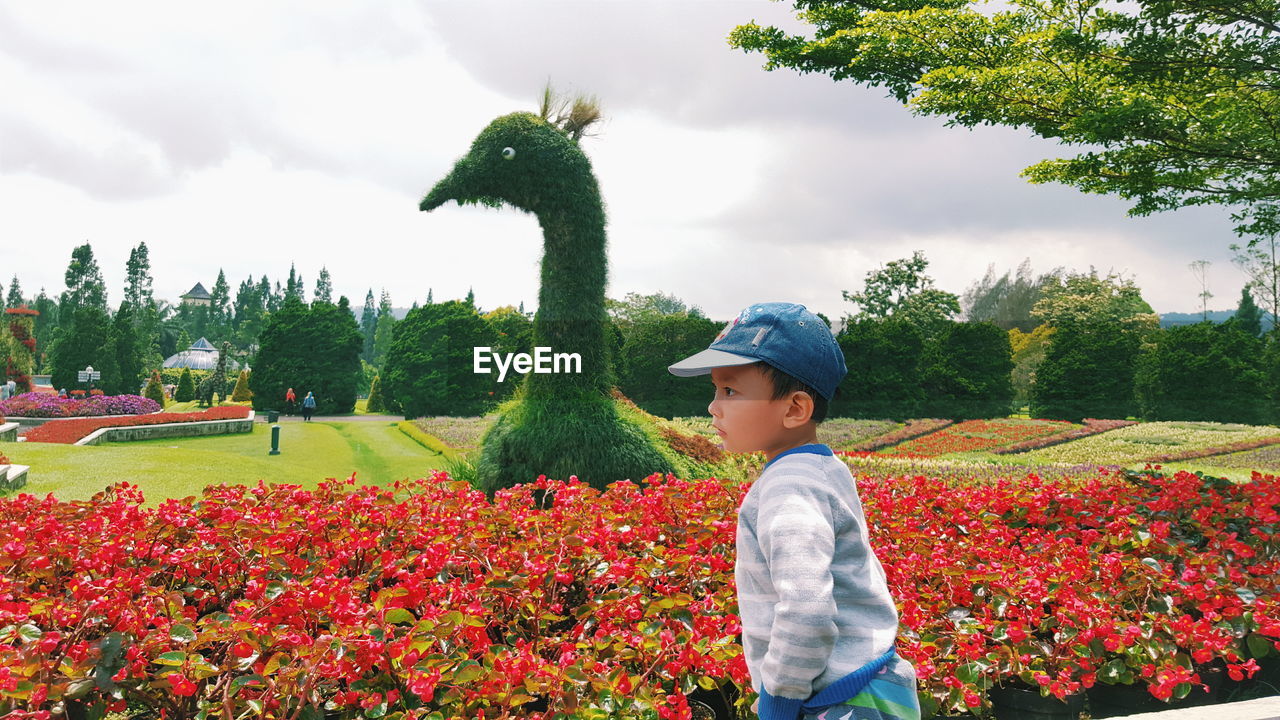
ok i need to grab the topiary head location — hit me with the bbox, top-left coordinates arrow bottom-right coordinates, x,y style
420,111 -> 600,216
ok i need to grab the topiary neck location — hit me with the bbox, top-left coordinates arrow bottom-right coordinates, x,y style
529,197 -> 611,399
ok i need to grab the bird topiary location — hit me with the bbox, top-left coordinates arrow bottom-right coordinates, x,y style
419,87 -> 687,494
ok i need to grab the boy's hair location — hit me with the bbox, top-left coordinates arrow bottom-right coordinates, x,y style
752,361 -> 834,423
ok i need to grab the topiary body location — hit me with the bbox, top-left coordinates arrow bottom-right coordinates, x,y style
421,110 -> 680,493
231,369 -> 253,402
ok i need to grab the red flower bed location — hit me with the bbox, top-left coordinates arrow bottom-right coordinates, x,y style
886,418 -> 1075,456
992,418 -> 1138,454
0,467 -> 1276,718
845,418 -> 954,452
22,406 -> 250,444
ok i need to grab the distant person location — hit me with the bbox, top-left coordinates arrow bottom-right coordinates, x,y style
285,387 -> 297,415
5,379 -> 14,398
58,388 -> 68,399
301,391 -> 316,422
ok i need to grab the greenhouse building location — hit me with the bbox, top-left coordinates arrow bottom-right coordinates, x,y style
162,337 -> 239,371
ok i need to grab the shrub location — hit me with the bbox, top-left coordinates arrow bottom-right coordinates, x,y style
365,374 -> 385,413
175,367 -> 195,402
142,371 -> 166,407
835,317 -> 926,419
1135,321 -> 1269,424
250,296 -> 363,415
230,369 -> 253,401
1032,320 -> 1140,421
918,321 -> 1015,419
616,314 -> 720,418
382,301 -> 498,418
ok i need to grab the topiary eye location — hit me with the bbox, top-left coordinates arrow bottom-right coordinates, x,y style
501,147 -> 516,160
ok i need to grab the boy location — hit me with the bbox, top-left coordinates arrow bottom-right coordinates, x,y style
669,302 -> 919,720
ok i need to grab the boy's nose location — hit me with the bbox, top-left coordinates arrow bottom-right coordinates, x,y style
708,397 -> 720,418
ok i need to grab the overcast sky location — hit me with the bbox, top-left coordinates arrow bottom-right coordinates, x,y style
0,1 -> 1253,322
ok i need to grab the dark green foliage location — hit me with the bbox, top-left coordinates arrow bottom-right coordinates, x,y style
143,370 -> 166,407
484,306 -> 535,404
475,390 -> 680,497
176,368 -> 195,403
159,367 -> 208,387
1235,286 -> 1264,338
1134,321 -> 1269,424
918,321 -> 1015,420
835,318 -> 926,420
59,243 -> 107,325
50,305 -> 115,393
196,342 -> 231,407
249,296 -> 363,415
617,314 -> 721,418
420,109 -> 676,492
1031,321 -> 1139,421
112,302 -> 144,396
382,300 -> 498,418
1265,336 -> 1280,425
360,289 -> 378,362
366,374 -> 386,413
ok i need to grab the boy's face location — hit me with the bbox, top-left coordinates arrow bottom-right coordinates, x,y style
708,364 -> 798,455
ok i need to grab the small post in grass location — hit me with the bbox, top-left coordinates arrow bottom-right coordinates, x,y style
269,423 -> 281,455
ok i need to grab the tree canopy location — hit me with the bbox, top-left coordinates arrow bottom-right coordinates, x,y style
730,0 -> 1280,241
842,251 -> 960,334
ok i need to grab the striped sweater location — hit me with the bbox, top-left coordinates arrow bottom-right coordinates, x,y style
735,443 -> 906,720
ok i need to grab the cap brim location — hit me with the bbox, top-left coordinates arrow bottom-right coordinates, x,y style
668,348 -> 759,377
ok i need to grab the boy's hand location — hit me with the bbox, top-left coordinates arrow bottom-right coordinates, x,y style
752,698 -> 759,715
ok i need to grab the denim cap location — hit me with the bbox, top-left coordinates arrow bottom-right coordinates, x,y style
667,302 -> 846,400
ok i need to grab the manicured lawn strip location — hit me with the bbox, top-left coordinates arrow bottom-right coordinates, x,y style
5,421 -> 446,508
885,418 -> 1075,457
1023,421 -> 1280,466
991,418 -> 1138,454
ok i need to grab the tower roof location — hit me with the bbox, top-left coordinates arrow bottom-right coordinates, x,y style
182,282 -> 211,300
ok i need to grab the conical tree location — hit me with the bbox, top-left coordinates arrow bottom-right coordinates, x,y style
420,86 -> 683,494
366,374 -> 386,413
231,369 -> 253,401
143,369 -> 166,407
175,367 -> 195,402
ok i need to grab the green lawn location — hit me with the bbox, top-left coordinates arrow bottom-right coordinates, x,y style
6,421 -> 447,508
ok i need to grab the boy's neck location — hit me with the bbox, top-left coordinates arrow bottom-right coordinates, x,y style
762,425 -> 821,463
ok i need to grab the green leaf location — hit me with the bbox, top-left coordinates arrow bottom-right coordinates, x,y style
384,608 -> 415,625
955,662 -> 984,685
1099,659 -> 1127,683
154,652 -> 188,666
264,581 -> 287,600
453,661 -> 485,684
17,624 -> 41,643
230,674 -> 266,695
1236,587 -> 1257,605
1141,558 -> 1163,574
1247,633 -> 1273,659
171,624 -> 197,643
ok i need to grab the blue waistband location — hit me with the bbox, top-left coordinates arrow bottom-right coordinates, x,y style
802,646 -> 897,713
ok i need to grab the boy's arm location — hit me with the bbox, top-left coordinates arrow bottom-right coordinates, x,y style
754,474 -> 838,720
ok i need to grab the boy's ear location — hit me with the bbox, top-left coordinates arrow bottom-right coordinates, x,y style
781,390 -> 815,428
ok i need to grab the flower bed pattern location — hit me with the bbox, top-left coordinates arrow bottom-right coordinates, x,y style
884,418 -> 1076,456
22,406 -> 250,444
411,416 -> 499,453
845,418 -> 954,452
0,393 -> 160,419
2,466 -> 1274,718
991,418 -> 1138,455
1198,444 -> 1280,472
836,453 -> 1120,482
1023,421 -> 1280,466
